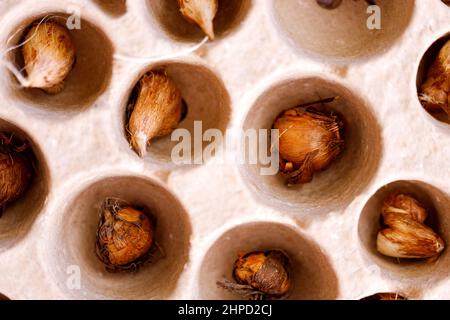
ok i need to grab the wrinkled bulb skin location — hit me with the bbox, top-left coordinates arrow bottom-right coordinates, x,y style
127,71 -> 183,158
177,0 -> 218,39
218,250 -> 292,300
376,193 -> 445,260
0,132 -> 33,217
96,198 -> 155,272
22,20 -> 76,94
361,292 -> 407,300
420,40 -> 450,117
273,103 -> 344,185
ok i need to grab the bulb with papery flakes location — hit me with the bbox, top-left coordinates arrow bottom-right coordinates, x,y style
420,40 -> 450,117
217,250 -> 292,300
273,103 -> 344,185
376,193 -> 445,260
96,198 -> 155,272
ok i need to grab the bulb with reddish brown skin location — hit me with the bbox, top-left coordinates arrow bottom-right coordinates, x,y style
0,153 -> 32,208
96,199 -> 154,271
273,105 -> 344,185
0,133 -> 33,214
218,250 -> 292,300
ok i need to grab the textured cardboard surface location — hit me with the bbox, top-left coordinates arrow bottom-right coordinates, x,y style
0,0 -> 449,299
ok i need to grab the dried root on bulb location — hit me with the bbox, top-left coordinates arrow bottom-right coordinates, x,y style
0,132 -> 33,217
273,98 -> 344,185
419,40 -> 450,117
217,250 -> 293,300
21,20 -> 76,94
178,0 -> 218,40
126,71 -> 183,158
96,198 -> 159,272
376,193 -> 445,260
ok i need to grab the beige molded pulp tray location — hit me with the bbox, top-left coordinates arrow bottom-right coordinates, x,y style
0,0 -> 449,300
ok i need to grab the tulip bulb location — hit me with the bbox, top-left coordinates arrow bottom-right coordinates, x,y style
382,193 -> 427,223
376,193 -> 445,260
377,212 -> 445,259
420,40 -> 450,117
217,250 -> 292,300
96,198 -> 155,272
178,0 -> 218,40
273,103 -> 344,185
127,72 -> 183,158
22,21 -> 76,94
0,132 -> 33,216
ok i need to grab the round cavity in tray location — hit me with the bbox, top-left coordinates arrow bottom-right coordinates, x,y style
271,0 -> 415,59
146,0 -> 251,42
48,175 -> 191,299
121,61 -> 231,168
198,222 -> 338,300
4,14 -> 113,113
416,33 -> 450,126
239,76 -> 381,214
0,119 -> 49,253
93,0 -> 127,16
358,180 -> 450,279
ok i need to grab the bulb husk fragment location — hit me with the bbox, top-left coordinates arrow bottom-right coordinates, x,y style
127,72 -> 183,158
22,20 -> 76,94
177,0 -> 218,39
